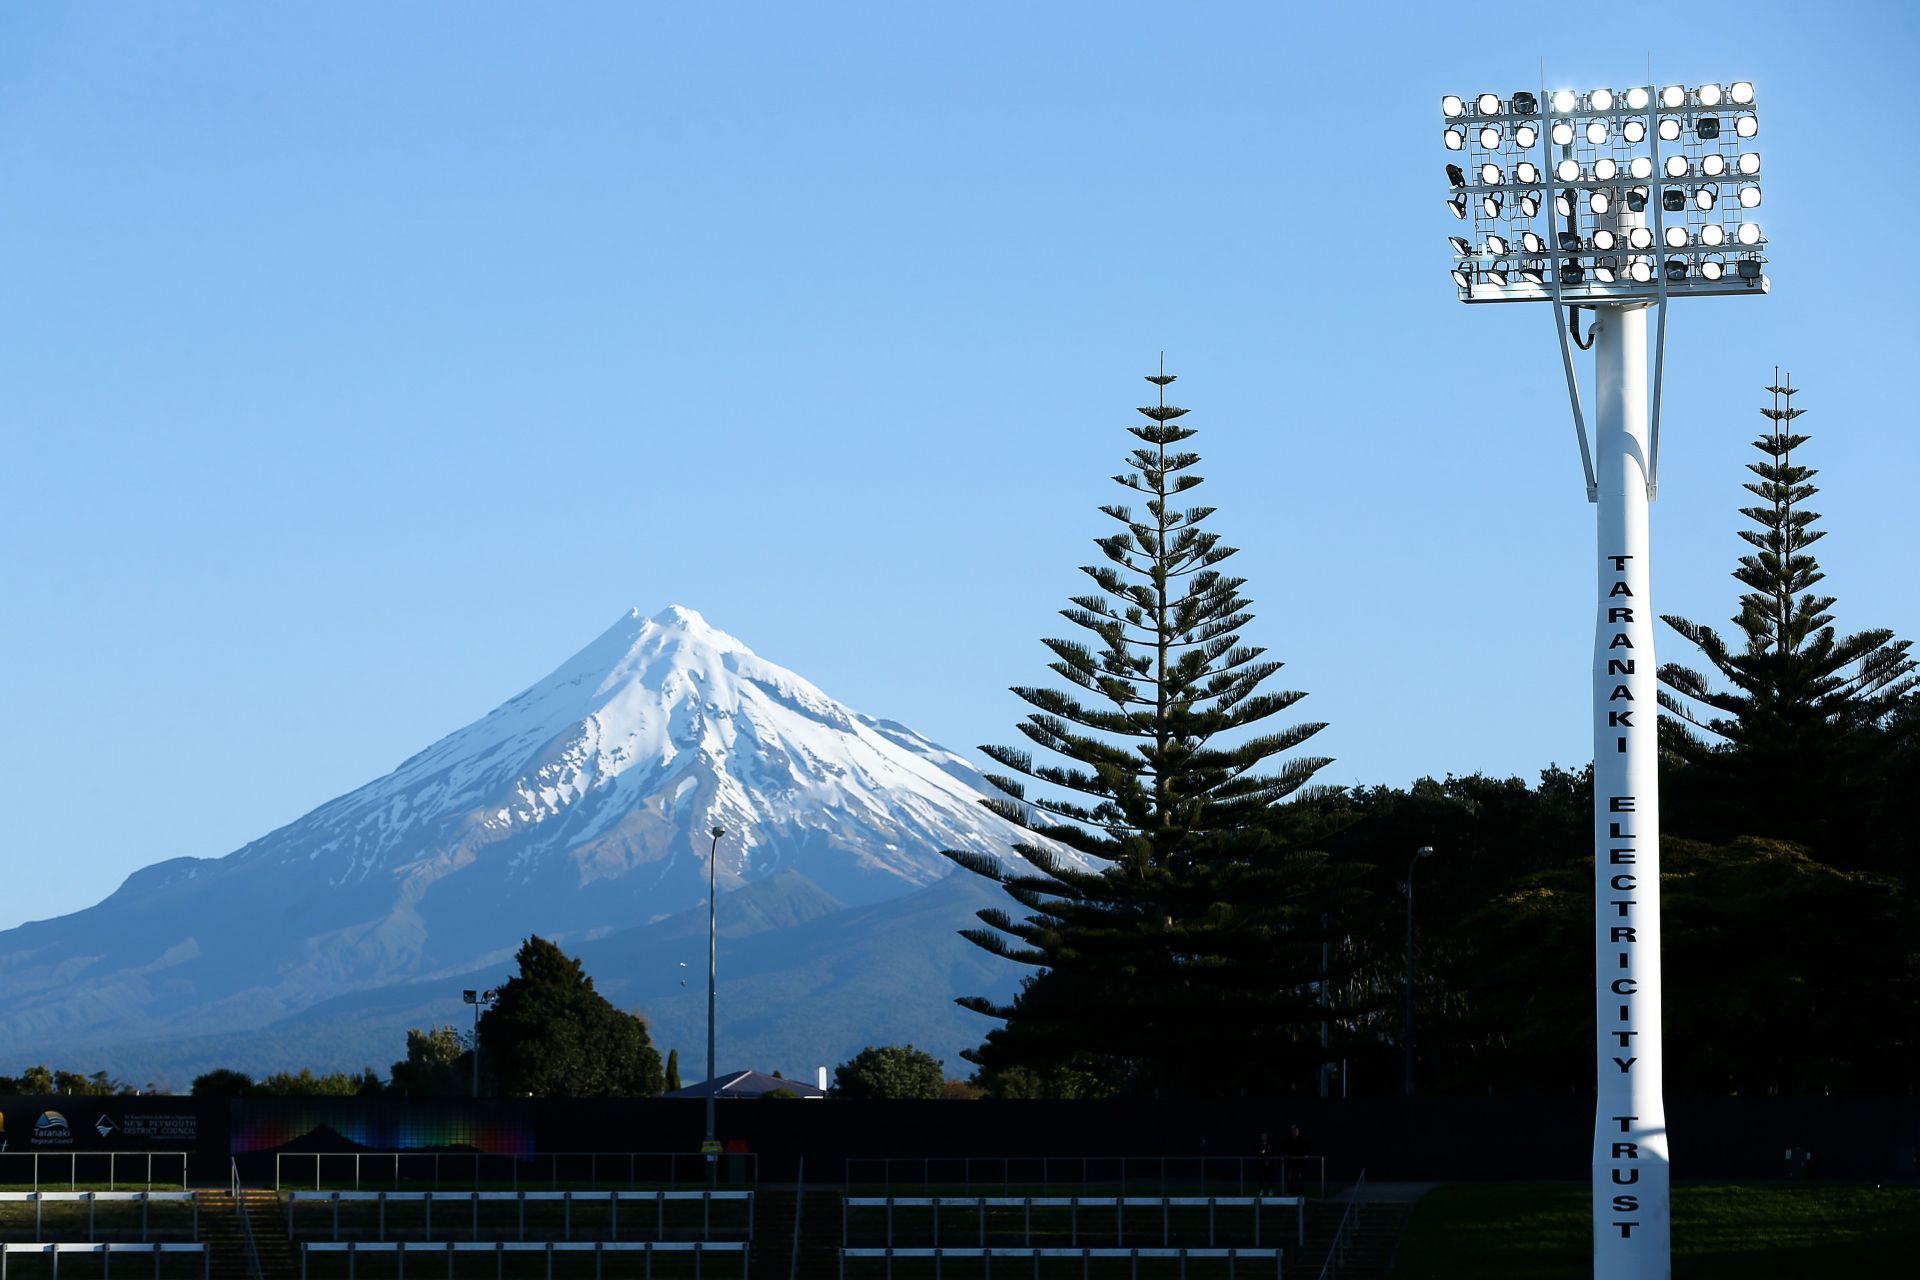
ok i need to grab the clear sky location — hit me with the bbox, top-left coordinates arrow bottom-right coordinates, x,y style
3,1 -> 1915,931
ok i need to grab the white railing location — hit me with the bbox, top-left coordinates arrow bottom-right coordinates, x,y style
847,1155 -> 1325,1200
274,1151 -> 756,1193
230,1161 -> 262,1280
282,1189 -> 753,1241
1314,1171 -> 1367,1280
299,1240 -> 748,1280
0,1153 -> 189,1192
838,1247 -> 1282,1278
844,1195 -> 1305,1251
0,1192 -> 199,1242
0,1243 -> 207,1280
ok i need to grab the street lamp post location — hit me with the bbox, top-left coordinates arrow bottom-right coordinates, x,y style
1403,846 -> 1434,1097
705,825 -> 724,1164
461,988 -> 498,1097
1436,78 -> 1770,1278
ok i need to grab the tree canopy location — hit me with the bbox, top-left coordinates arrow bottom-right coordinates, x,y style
476,936 -> 664,1097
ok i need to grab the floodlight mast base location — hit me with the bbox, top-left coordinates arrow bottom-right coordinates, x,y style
1589,301 -> 1670,1279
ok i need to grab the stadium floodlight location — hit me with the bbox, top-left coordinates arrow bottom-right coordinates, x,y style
1437,76 -> 1771,1280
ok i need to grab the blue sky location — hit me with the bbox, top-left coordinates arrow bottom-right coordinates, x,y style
3,1 -> 1915,930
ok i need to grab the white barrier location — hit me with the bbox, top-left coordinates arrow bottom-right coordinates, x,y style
843,1195 -> 1305,1250
284,1191 -> 753,1242
0,1194 -> 200,1242
839,1246 -> 1282,1278
0,1242 -> 207,1280
299,1240 -> 748,1280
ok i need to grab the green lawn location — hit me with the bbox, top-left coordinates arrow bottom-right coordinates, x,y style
1392,1182 -> 1920,1278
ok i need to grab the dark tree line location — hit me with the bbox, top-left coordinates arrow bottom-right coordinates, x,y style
948,370 -> 1919,1098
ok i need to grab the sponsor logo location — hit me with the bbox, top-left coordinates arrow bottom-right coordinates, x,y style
32,1111 -> 71,1146
95,1115 -> 117,1138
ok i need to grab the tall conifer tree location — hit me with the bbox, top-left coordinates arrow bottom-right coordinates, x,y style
946,363 -> 1350,1097
1659,372 -> 1916,856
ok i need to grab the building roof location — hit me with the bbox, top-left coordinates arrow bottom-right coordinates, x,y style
662,1070 -> 826,1099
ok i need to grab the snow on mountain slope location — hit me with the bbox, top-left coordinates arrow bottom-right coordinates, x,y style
0,607 -> 1044,1056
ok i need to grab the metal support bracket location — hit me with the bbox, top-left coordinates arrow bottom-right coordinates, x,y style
1543,98 -> 1599,503
1647,99 -> 1670,501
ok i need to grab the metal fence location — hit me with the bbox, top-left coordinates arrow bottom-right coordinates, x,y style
0,1194 -> 199,1243
844,1158 -> 1325,1202
0,1156 -> 188,1194
0,1243 -> 207,1280
274,1156 -> 757,1195
298,1241 -> 748,1280
282,1193 -> 752,1244
837,1247 -> 1283,1279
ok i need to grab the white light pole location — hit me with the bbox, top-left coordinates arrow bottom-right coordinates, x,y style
1438,78 -> 1770,1279
461,987 -> 498,1097
705,824 -> 724,1165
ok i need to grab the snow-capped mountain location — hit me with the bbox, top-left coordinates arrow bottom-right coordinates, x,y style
0,607 -> 1037,1064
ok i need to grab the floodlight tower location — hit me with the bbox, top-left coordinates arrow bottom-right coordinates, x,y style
1437,80 -> 1769,1278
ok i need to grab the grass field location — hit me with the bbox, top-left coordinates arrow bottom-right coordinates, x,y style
1392,1181 -> 1920,1278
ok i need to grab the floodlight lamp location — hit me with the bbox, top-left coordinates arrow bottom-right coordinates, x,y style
1665,225 -> 1690,248
1561,261 -> 1586,284
1730,81 -> 1755,105
1520,264 -> 1545,284
1521,230 -> 1546,253
1555,191 -> 1574,217
1700,223 -> 1725,246
1481,125 -> 1502,148
1737,222 -> 1761,244
1591,190 -> 1612,214
1626,186 -> 1649,212
1661,84 -> 1686,108
1477,92 -> 1502,114
1515,161 -> 1540,183
1480,162 -> 1504,185
1738,259 -> 1762,279
1482,194 -> 1503,217
1556,158 -> 1581,181
1626,86 -> 1651,110
1447,163 -> 1467,188
1630,156 -> 1654,179
1512,90 -> 1539,114
1661,189 -> 1686,212
1442,94 -> 1466,117
1695,184 -> 1718,210
1451,265 -> 1474,288
1552,121 -> 1575,145
1628,226 -> 1654,249
1592,228 -> 1618,250
1700,259 -> 1725,280
1593,258 -> 1618,282
1486,233 -> 1510,253
1665,259 -> 1689,282
1518,192 -> 1541,217
1449,235 -> 1473,255
1739,185 -> 1762,208
1448,193 -> 1467,218
1488,263 -> 1510,285
1591,88 -> 1615,111
1702,153 -> 1727,177
1594,157 -> 1618,180
1515,124 -> 1539,148
1736,115 -> 1759,138
1558,230 -> 1582,251
463,989 -> 478,1003
1738,152 -> 1761,175
1659,118 -> 1682,141
1552,89 -> 1576,112
1698,83 -> 1724,107
1698,117 -> 1721,140
1587,120 -> 1608,144
1665,155 -> 1690,178
1628,259 -> 1653,282
1622,120 -> 1647,143
1444,127 -> 1465,150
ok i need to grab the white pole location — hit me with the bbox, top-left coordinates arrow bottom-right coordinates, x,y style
1589,300 -> 1670,1278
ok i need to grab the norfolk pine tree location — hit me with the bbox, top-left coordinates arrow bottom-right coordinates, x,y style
945,364 -> 1360,1097
1659,372 -> 1917,862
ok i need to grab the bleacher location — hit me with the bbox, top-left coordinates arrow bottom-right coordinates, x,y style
276,1157 -> 750,1280
0,1156 -> 207,1280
